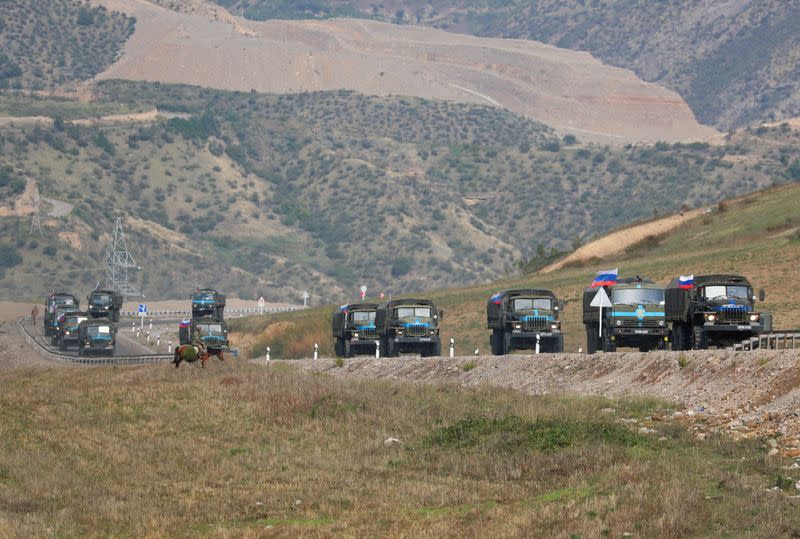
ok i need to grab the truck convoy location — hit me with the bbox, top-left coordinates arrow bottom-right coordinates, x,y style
583,274 -> 669,354
191,289 -> 226,321
332,302 -> 380,357
487,289 -> 564,354
374,298 -> 443,357
87,289 -> 123,322
666,274 -> 771,350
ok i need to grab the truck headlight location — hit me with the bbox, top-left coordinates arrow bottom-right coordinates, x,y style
429,329 -> 436,335
658,320 -> 665,327
705,314 -> 716,322
514,323 -> 522,330
397,329 -> 403,336
550,323 -> 559,330
616,320 -> 622,326
353,332 -> 359,339
749,313 -> 760,322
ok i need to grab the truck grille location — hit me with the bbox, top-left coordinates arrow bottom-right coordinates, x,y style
404,324 -> 429,337
617,319 -> 662,328
521,316 -> 549,331
357,328 -> 379,339
716,306 -> 748,324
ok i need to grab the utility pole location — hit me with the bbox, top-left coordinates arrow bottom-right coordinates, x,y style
104,217 -> 142,298
29,192 -> 42,235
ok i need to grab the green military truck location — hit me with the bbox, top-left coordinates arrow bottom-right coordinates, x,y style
87,289 -> 123,322
44,292 -> 79,337
49,305 -> 82,345
666,274 -> 771,350
191,289 -> 226,321
77,318 -> 117,356
332,302 -> 380,358
583,276 -> 669,353
56,311 -> 90,351
374,298 -> 443,357
179,317 -> 229,354
487,289 -> 564,354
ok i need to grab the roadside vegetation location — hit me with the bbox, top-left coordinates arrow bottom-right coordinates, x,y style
0,363 -> 798,536
2,82 -> 800,302
0,0 -> 134,90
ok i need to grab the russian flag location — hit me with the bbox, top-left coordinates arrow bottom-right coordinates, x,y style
490,292 -> 502,304
678,275 -> 694,289
591,268 -> 618,287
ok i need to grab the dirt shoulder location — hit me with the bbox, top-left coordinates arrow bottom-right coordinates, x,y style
298,349 -> 800,456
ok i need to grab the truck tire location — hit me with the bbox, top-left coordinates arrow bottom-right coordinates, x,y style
671,323 -> 689,351
586,325 -> 598,355
51,335 -> 59,346
502,331 -> 512,355
112,310 -> 120,323
214,307 -> 224,322
344,340 -> 353,358
693,326 -> 707,350
59,336 -> 66,351
78,346 -> 84,357
490,331 -> 502,356
334,338 -> 343,358
384,337 -> 398,358
432,341 -> 442,357
601,325 -> 616,353
552,334 -> 564,353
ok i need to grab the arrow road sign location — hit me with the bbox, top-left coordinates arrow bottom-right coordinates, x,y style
138,303 -> 147,314
590,287 -> 612,338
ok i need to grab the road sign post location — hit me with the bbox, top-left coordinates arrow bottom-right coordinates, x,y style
360,285 -> 367,301
590,287 -> 613,338
303,291 -> 310,308
258,296 -> 265,315
138,303 -> 147,329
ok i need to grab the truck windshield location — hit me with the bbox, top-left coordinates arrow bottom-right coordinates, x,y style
396,307 -> 432,319
352,311 -> 376,323
87,326 -> 111,336
513,298 -> 551,311
68,316 -> 88,326
702,285 -> 750,300
197,324 -> 223,333
92,295 -> 112,305
193,293 -> 214,302
53,297 -> 75,307
612,288 -> 664,305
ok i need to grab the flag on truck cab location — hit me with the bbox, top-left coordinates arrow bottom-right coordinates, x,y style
490,292 -> 502,304
678,275 -> 694,289
591,268 -> 618,287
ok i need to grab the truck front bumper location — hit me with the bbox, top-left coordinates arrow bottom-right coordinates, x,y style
703,323 -> 762,333
612,328 -> 669,337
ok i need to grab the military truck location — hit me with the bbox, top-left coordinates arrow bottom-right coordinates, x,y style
487,289 -> 564,354
56,311 -> 90,351
87,289 -> 123,322
76,318 -> 117,357
49,305 -> 82,345
583,276 -> 669,353
374,298 -> 443,357
191,289 -> 225,321
44,292 -> 79,336
666,274 -> 771,350
332,302 -> 380,357
179,317 -> 229,354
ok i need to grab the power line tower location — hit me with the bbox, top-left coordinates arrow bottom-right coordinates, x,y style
104,217 -> 142,298
29,192 -> 42,235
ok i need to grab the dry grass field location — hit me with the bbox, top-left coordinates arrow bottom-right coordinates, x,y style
1,362 -> 799,537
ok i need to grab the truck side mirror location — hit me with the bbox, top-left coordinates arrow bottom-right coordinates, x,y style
758,288 -> 766,302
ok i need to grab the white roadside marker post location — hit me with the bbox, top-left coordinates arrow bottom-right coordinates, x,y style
535,334 -> 540,354
156,335 -> 160,351
449,338 -> 455,358
266,347 -> 271,363
168,341 -> 173,354
313,343 -> 318,360
375,340 -> 380,358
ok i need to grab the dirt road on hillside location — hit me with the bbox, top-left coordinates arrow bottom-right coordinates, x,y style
298,350 -> 800,456
91,0 -> 717,144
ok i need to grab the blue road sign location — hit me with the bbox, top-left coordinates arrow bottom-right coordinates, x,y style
138,304 -> 147,315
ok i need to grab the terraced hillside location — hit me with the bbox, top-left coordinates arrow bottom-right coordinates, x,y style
232,180 -> 800,358
212,0 -> 800,129
1,83 -> 799,303
0,0 -> 135,90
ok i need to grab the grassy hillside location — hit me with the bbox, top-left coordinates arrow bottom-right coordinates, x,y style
2,82 -> 799,302
1,363 -> 798,536
233,180 -> 800,358
0,0 -> 135,90
211,0 -> 800,129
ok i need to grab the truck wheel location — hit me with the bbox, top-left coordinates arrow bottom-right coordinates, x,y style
586,325 -> 598,354
334,339 -> 343,358
552,334 -> 564,353
112,311 -> 120,323
59,336 -> 66,351
51,335 -> 59,346
344,340 -> 353,358
78,346 -> 84,357
601,326 -> 616,353
693,326 -> 708,350
490,331 -> 502,356
385,337 -> 397,358
502,331 -> 512,355
432,341 -> 442,357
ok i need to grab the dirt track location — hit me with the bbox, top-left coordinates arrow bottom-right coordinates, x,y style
299,350 -> 800,456
91,0 -> 718,144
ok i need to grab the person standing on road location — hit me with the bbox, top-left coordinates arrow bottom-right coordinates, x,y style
31,306 -> 39,326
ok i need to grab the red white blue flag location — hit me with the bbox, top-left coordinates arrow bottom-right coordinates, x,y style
678,275 -> 694,289
591,268 -> 618,287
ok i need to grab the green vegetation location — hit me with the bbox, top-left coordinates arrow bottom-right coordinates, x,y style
211,1 -> 800,129
2,81 -> 800,302
0,364 -> 797,536
0,0 -> 134,90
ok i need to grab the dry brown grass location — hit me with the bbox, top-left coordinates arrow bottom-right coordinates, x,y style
0,363 -> 798,537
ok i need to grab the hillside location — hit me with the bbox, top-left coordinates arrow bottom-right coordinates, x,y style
91,0 -> 715,144
0,0 -> 134,90
211,0 -> 800,130
232,180 -> 800,358
1,83 -> 799,302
